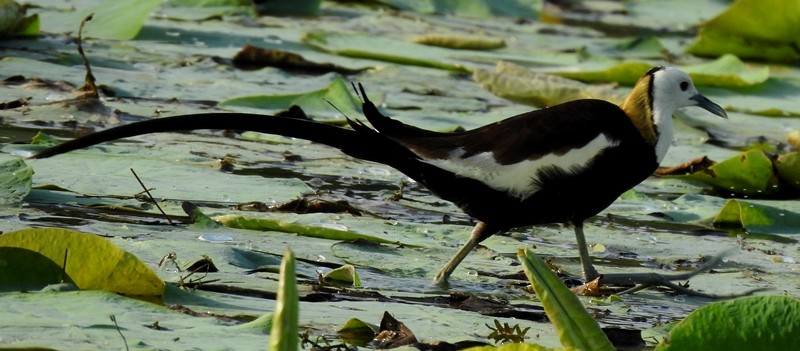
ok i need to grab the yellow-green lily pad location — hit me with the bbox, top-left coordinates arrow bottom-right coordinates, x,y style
681,54 -> 769,88
712,199 -> 800,236
673,150 -> 781,197
0,228 -> 165,298
776,151 -> 800,191
656,296 -> 800,350
687,0 -> 800,62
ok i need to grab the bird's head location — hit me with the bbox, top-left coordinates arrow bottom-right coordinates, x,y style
622,66 -> 727,162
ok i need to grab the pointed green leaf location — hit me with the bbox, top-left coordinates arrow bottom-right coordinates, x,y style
673,150 -> 781,196
518,248 -> 614,351
323,264 -> 362,287
270,247 -> 299,351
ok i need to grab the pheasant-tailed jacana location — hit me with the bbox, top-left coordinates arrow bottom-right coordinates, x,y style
33,67 -> 729,294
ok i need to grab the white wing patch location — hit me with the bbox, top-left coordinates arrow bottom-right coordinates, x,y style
421,134 -> 620,199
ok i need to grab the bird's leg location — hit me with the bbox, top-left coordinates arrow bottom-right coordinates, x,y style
572,221 -> 600,281
572,221 -> 764,298
433,221 -> 499,286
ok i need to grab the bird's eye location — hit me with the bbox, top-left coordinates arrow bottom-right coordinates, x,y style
680,81 -> 689,91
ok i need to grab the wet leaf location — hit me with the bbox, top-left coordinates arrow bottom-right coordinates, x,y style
655,295 -> 800,350
0,0 -> 39,37
548,60 -> 652,86
323,264 -> 362,287
681,54 -> 769,88
39,0 -> 161,40
379,0 -> 540,19
711,199 -> 800,235
474,61 -> 618,107
219,76 -> 361,120
0,247 -> 75,291
413,34 -> 506,50
687,0 -> 800,62
0,228 -> 165,298
518,248 -> 614,351
232,45 -> 367,74
338,318 -> 378,345
270,247 -> 299,351
213,214 -> 409,245
0,155 -> 32,204
252,0 -> 320,16
669,150 -> 781,197
776,151 -> 800,191
302,31 -> 470,72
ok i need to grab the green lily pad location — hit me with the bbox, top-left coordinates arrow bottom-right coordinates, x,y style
323,264 -> 362,287
0,155 -> 33,204
213,214 -> 410,246
687,0 -> 800,62
0,0 -> 39,36
672,150 -> 781,197
0,228 -> 165,298
0,247 -> 75,291
655,295 -> 800,350
518,248 -> 614,351
681,54 -> 769,88
776,152 -> 800,191
302,31 -> 471,72
711,199 -> 800,236
219,76 -> 361,120
38,0 -> 161,40
548,55 -> 768,88
413,34 -> 506,50
474,61 -> 618,107
337,318 -> 378,345
547,60 -> 653,86
379,0 -> 540,19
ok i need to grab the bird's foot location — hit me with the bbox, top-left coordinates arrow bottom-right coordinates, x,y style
594,252 -> 766,298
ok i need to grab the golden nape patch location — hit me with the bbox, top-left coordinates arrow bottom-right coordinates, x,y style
620,75 -> 657,145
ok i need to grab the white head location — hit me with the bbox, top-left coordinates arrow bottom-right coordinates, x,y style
623,67 -> 727,163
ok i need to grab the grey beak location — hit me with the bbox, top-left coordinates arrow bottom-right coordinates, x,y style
690,94 -> 728,118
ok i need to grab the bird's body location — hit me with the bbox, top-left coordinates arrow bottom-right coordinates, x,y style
32,66 -> 727,288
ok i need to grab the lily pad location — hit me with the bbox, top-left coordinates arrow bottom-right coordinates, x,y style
687,0 -> 800,62
413,34 -> 506,50
474,61 -> 618,107
656,295 -> 800,350
681,54 -> 769,88
37,0 -> 161,40
670,150 -> 781,197
711,199 -> 800,236
379,0 -> 540,19
220,76 -> 361,120
0,228 -> 165,298
0,0 -> 39,36
0,155 -> 32,204
776,152 -> 800,191
213,214 -> 408,245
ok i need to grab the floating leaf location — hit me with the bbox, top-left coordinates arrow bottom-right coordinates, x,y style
655,296 -> 800,350
0,156 -> 33,204
270,248 -> 299,351
670,150 -> 781,197
711,199 -> 800,236
413,34 -> 505,50
378,0 -> 540,19
518,248 -> 614,351
338,318 -> 378,345
776,152 -> 800,191
548,60 -> 652,85
687,0 -> 800,62
0,247 -> 74,291
323,264 -> 362,287
682,54 -> 769,87
252,0 -> 321,16
213,214 -> 412,246
0,228 -> 165,298
0,0 -> 39,37
220,76 -> 361,120
302,31 -> 470,72
474,61 -> 618,107
39,0 -> 161,40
